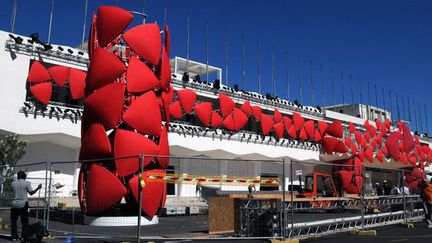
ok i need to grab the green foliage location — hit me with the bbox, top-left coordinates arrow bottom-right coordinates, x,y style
0,134 -> 27,178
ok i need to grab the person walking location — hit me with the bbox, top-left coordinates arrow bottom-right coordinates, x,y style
418,179 -> 432,228
10,171 -> 42,241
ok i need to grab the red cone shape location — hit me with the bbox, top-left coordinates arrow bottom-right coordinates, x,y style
260,114 -> 274,135
129,170 -> 165,217
28,61 -> 51,83
159,48 -> 171,90
241,100 -> 252,116
86,164 -> 127,215
233,108 -> 248,130
222,114 -> 235,131
386,132 -> 401,160
81,123 -> 111,159
318,120 -> 328,136
252,106 -> 262,121
293,112 -> 304,131
86,48 -> 126,92
177,89 -> 197,114
96,6 -> 133,47
322,137 -> 339,154
195,102 -> 213,126
126,56 -> 159,93
303,120 -> 315,139
288,125 -> 297,139
402,123 -> 414,153
85,82 -> 125,129
299,127 -> 308,141
69,68 -> 86,99
158,127 -> 170,168
123,23 -> 162,65
219,93 -> 235,117
273,122 -> 284,138
164,25 -> 171,55
114,129 -> 160,176
274,108 -> 282,122
326,120 -> 343,138
123,91 -> 162,136
211,111 -> 222,127
30,83 -> 52,105
169,101 -> 182,119
48,65 -> 69,87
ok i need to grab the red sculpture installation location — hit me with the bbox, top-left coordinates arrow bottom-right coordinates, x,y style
78,6 -> 172,217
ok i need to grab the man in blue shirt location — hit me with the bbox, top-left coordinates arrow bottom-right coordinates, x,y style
10,171 -> 42,241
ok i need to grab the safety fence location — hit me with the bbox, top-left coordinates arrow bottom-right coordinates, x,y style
0,155 -> 426,242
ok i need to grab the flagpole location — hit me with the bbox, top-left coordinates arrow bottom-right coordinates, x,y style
388,90 -> 393,121
331,68 -> 335,107
272,46 -> 276,96
396,92 -> 400,121
11,0 -> 18,33
321,64 -> 325,107
47,0 -> 55,43
241,33 -> 246,90
186,15 -> 190,74
285,51 -> 289,100
413,99 -> 418,132
350,75 -> 354,106
225,29 -> 228,86
205,22 -> 209,82
367,81 -> 371,120
424,104 -> 429,135
81,0 -> 88,50
382,88 -> 386,115
257,41 -> 261,93
142,0 -> 146,24
298,56 -> 303,104
310,60 -> 314,107
402,94 -> 406,121
418,101 -> 423,133
407,97 -> 412,125
359,79 -> 363,119
340,72 -> 344,113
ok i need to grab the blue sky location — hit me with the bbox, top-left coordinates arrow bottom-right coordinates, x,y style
1,0 -> 431,133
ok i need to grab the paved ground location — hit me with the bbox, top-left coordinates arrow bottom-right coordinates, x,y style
0,208 -> 431,242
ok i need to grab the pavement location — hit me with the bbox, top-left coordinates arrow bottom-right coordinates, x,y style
0,209 -> 431,242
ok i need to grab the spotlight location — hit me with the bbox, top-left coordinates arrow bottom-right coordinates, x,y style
67,48 -> 74,54
266,93 -> 273,100
182,72 -> 189,82
78,51 -> 85,55
23,101 -> 33,109
8,34 -> 23,44
316,106 -> 322,112
193,74 -> 201,82
57,46 -> 64,51
42,43 -> 53,51
234,84 -> 239,92
213,79 -> 220,89
29,33 -> 41,44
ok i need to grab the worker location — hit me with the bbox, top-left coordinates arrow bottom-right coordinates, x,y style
418,179 -> 432,228
374,182 -> 384,196
10,171 -> 42,241
195,180 -> 203,197
391,184 -> 401,195
383,180 -> 391,195
248,183 -> 256,198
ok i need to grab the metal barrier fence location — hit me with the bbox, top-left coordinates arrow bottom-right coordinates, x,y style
0,155 -> 426,242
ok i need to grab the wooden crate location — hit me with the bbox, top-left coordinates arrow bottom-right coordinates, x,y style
208,197 -> 240,234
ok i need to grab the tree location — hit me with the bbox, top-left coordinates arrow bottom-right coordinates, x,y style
0,134 -> 27,193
